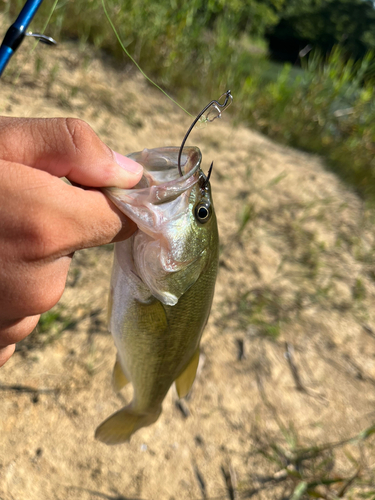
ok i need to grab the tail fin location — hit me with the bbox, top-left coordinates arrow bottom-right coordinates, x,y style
95,405 -> 161,445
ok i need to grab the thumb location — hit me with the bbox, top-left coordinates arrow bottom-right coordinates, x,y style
0,116 -> 143,188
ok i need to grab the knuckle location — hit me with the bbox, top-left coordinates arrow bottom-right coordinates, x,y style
33,289 -> 63,315
19,213 -> 65,261
21,279 -> 65,317
63,118 -> 96,155
19,215 -> 48,261
0,316 -> 40,346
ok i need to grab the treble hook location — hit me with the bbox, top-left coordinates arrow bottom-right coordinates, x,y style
177,90 -> 233,177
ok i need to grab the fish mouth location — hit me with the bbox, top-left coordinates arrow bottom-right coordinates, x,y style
104,147 -> 202,207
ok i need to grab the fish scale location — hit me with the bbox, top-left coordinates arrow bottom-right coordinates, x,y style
95,146 -> 219,445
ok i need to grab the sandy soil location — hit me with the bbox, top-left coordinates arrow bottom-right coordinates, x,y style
1,38 -> 375,500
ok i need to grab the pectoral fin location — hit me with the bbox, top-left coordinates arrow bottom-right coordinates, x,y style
175,348 -> 200,398
112,357 -> 130,392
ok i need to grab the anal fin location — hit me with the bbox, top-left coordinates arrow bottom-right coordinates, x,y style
112,357 -> 130,392
175,348 -> 200,399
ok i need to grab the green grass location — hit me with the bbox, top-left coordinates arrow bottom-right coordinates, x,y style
3,2 -> 375,202
16,306 -> 78,353
238,49 -> 375,204
252,421 -> 375,499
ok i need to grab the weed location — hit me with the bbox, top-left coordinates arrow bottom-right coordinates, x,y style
353,277 -> 366,302
225,286 -> 287,340
252,420 -> 375,499
45,63 -> 60,97
16,306 -> 78,353
34,55 -> 44,77
237,47 -> 375,204
238,203 -> 256,235
2,5 -> 374,203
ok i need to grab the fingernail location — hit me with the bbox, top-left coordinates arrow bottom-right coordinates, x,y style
113,151 -> 143,175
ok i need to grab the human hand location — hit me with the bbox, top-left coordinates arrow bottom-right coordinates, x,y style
0,117 -> 143,367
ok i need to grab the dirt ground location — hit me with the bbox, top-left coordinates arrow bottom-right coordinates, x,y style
1,37 -> 375,500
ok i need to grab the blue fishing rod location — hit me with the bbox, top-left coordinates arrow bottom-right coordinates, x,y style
0,0 -> 56,77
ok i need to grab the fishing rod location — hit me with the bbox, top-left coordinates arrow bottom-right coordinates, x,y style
0,0 -> 57,78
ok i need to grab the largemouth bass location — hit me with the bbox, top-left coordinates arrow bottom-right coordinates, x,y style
95,146 -> 219,445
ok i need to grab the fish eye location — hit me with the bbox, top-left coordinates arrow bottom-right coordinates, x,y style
195,202 -> 211,224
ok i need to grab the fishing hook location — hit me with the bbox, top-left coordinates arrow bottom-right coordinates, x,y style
177,90 -> 233,178
203,161 -> 214,189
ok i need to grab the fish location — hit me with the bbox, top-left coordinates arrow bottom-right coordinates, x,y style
95,145 -> 219,445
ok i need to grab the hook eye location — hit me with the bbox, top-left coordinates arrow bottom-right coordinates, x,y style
26,32 -> 57,46
203,91 -> 233,123
177,90 -> 233,177
216,89 -> 233,114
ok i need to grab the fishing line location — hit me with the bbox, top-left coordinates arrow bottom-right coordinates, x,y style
101,0 -> 193,118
